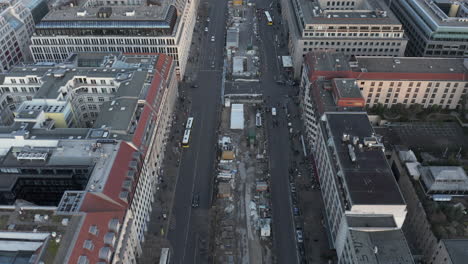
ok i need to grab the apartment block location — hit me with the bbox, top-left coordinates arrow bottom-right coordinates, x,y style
0,0 -> 35,72
0,52 -> 178,263
280,0 -> 407,77
386,0 -> 468,57
29,0 -> 198,78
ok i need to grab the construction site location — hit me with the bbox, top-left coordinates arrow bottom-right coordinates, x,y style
210,99 -> 274,264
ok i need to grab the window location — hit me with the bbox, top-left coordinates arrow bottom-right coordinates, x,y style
98,97 -> 105,102
87,97 -> 93,102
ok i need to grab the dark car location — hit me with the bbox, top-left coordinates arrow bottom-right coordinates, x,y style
192,194 -> 200,208
293,207 -> 301,216
191,84 -> 199,88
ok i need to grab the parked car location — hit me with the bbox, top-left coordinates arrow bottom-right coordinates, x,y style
293,207 -> 300,216
204,27 -> 208,32
211,36 -> 215,42
296,228 -> 304,243
272,107 -> 277,116
192,194 -> 200,208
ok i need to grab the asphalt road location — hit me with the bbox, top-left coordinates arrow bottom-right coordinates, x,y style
255,0 -> 301,263
167,0 -> 227,263
168,0 -> 299,262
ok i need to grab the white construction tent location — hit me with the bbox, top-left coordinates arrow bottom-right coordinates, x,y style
230,104 -> 244,130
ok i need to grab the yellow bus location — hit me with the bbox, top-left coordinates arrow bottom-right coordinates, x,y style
265,11 -> 273,25
182,129 -> 191,148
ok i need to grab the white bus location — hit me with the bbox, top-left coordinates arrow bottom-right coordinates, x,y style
265,11 -> 273,25
182,129 -> 191,148
186,117 -> 194,129
159,248 -> 170,264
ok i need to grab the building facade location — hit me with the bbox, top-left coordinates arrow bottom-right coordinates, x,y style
0,0 -> 35,72
0,52 -> 178,263
386,0 -> 468,57
313,111 -> 411,263
29,0 -> 198,78
300,52 -> 468,137
280,0 -> 407,77
298,50 -> 415,263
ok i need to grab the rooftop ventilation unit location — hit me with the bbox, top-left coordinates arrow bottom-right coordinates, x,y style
17,152 -> 48,162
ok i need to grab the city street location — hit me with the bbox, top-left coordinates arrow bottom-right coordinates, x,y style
255,1 -> 301,263
166,0 -> 227,263
169,0 -> 302,263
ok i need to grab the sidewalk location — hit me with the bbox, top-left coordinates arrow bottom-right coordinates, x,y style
286,95 -> 337,263
138,92 -> 191,263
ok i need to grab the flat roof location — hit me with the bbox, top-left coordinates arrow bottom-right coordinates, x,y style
355,56 -> 468,74
324,112 -> 405,205
409,0 -> 468,27
442,239 -> 468,264
346,214 -> 397,228
297,0 -> 401,25
349,229 -> 414,264
333,78 -> 361,98
305,51 -> 351,72
41,1 -> 173,22
0,140 -> 118,193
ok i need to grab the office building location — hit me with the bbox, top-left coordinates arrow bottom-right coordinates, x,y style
301,51 -> 468,134
0,52 -> 178,263
30,0 -> 198,78
0,0 -> 35,72
311,111 -> 412,263
420,166 -> 468,196
431,239 -> 468,264
386,0 -> 468,57
298,50 -> 415,263
280,0 -> 407,77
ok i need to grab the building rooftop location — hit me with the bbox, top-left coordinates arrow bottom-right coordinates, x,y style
442,239 -> 468,264
42,0 -> 173,22
346,214 -> 397,229
355,56 -> 468,74
420,166 -> 468,193
349,229 -> 414,264
324,112 -> 405,205
408,0 -> 468,27
297,0 -> 401,25
333,78 -> 361,98
305,51 -> 351,73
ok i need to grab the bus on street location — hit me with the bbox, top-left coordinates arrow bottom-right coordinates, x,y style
159,248 -> 170,264
186,117 -> 194,129
265,11 -> 273,25
182,129 -> 191,148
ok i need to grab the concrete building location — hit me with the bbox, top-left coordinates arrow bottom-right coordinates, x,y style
298,51 -> 414,263
420,166 -> 468,196
312,112 -> 412,263
388,145 -> 468,263
340,215 -> 414,264
29,0 -> 198,78
0,52 -> 178,263
385,0 -> 468,57
0,0 -> 35,72
301,51 -> 468,126
280,0 -> 407,77
431,239 -> 468,264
